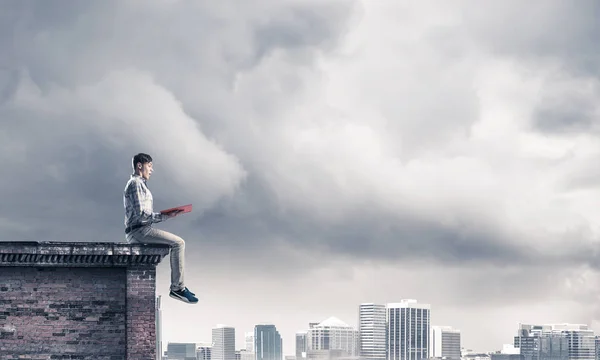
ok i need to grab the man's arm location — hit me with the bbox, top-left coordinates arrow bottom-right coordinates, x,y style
127,181 -> 167,224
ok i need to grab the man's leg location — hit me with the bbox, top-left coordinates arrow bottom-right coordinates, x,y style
127,226 -> 197,303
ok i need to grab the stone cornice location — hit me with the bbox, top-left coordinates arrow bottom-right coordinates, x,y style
0,242 -> 170,267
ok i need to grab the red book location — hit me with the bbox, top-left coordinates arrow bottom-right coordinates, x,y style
160,204 -> 192,214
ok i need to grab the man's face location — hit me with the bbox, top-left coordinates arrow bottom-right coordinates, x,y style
140,161 -> 153,180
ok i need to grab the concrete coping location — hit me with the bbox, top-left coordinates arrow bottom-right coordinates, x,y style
0,241 -> 171,267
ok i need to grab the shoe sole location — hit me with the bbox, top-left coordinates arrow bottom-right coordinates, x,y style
169,292 -> 198,304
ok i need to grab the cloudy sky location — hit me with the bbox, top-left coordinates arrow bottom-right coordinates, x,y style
3,0 -> 600,354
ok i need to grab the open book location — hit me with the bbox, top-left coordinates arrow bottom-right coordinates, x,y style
160,204 -> 192,214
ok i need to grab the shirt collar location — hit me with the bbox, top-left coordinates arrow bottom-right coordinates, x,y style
131,174 -> 146,184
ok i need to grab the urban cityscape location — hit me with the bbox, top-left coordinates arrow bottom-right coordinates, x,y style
156,297 -> 599,360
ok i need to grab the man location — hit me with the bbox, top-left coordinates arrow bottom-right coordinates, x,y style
123,153 -> 198,304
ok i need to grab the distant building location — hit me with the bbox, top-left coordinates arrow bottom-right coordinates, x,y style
558,325 -> 595,360
430,326 -> 461,360
156,296 -> 163,360
306,316 -> 359,359
239,349 -> 255,360
166,343 -> 197,360
514,324 -> 589,360
247,332 -> 256,353
387,300 -> 431,360
358,303 -> 386,360
296,331 -> 308,360
255,324 -> 283,360
213,325 -> 236,360
305,349 -> 361,360
462,353 -> 491,360
491,344 -> 524,360
198,345 -> 212,360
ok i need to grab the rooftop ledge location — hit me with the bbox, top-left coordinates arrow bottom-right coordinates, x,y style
0,241 -> 170,267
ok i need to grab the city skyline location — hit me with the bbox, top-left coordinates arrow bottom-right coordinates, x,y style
159,301 -> 599,358
160,316 -> 600,360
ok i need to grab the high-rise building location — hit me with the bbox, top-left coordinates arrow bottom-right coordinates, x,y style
513,323 -> 590,360
255,324 -> 283,360
359,303 -> 386,360
386,300 -> 430,360
430,326 -> 461,360
514,324 -> 564,360
213,325 -> 236,360
167,343 -> 197,360
307,316 -> 359,357
553,324 -> 594,360
296,331 -> 308,360
247,332 -> 256,352
594,336 -> 600,360
156,296 -> 163,360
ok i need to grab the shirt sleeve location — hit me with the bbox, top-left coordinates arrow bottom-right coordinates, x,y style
128,181 -> 167,224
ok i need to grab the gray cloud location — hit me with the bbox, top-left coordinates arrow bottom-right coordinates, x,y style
460,1 -> 600,70
531,77 -> 600,135
2,0 -> 599,274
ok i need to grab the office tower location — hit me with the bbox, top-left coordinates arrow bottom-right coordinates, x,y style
514,324 -> 566,360
167,343 -> 197,360
213,325 -> 236,360
247,332 -> 256,352
307,316 -> 359,357
198,345 -> 212,360
387,300 -> 430,360
255,324 -> 283,360
430,326 -> 461,360
594,336 -> 600,360
513,324 -> 590,360
359,303 -> 387,360
553,324 -> 595,360
156,296 -> 163,360
243,331 -> 256,360
296,331 -> 308,360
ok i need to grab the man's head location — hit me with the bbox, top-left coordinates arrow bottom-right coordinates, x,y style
132,153 -> 153,180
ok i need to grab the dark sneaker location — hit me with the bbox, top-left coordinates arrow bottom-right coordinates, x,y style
185,287 -> 195,296
169,287 -> 198,304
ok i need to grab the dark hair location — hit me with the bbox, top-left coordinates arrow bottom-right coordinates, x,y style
132,153 -> 153,171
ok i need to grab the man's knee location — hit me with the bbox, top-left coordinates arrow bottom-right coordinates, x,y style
172,236 -> 185,248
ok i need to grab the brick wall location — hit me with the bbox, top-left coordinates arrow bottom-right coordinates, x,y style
0,267 -> 127,359
0,242 -> 170,360
127,268 -> 158,359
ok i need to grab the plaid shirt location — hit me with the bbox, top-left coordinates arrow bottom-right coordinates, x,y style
123,174 -> 166,228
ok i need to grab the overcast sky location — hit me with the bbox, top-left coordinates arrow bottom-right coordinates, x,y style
3,0 -> 600,354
